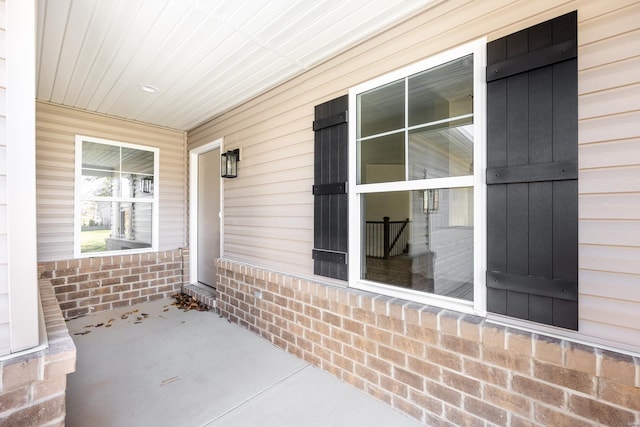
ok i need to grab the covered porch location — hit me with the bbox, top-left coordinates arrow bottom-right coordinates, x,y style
65,296 -> 422,426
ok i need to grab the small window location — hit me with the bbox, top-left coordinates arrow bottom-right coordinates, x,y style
349,40 -> 486,312
74,136 -> 158,257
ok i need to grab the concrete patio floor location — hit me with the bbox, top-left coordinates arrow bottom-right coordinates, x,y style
66,297 -> 424,427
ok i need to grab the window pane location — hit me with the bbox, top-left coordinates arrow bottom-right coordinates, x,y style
362,188 -> 473,301
81,170 -> 117,198
358,133 -> 405,184
408,54 -> 473,127
80,201 -> 152,254
121,174 -> 154,198
122,147 -> 154,174
408,118 -> 474,180
82,141 -> 120,171
358,80 -> 404,138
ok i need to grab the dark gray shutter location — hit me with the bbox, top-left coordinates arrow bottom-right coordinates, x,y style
312,95 -> 348,280
486,11 -> 578,329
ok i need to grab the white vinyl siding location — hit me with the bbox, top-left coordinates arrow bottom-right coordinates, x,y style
577,1 -> 640,348
36,102 -> 186,262
5,0 -> 39,354
0,0 -> 8,356
188,0 -> 640,351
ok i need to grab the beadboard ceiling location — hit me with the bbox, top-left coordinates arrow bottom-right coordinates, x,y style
36,0 -> 436,131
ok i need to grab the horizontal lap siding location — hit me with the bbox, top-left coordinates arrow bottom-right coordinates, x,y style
36,102 -> 187,261
189,0 -> 639,347
188,0 -> 581,277
577,1 -> 640,346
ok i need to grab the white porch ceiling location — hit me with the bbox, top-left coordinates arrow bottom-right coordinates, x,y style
37,0 -> 436,131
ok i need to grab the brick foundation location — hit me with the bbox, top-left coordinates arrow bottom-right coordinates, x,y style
0,278 -> 76,425
216,259 -> 640,426
40,248 -> 190,319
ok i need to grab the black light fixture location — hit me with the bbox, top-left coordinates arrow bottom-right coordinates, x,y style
221,148 -> 240,178
140,176 -> 153,193
423,189 -> 439,213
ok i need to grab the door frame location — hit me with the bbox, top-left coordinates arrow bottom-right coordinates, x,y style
189,138 -> 223,285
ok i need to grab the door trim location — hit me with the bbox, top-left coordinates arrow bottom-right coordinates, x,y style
189,138 -> 223,285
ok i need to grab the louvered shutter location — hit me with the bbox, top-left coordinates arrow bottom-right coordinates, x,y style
312,95 -> 348,280
486,12 -> 578,329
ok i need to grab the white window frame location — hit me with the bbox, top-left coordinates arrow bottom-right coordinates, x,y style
74,135 -> 159,258
348,39 -> 487,315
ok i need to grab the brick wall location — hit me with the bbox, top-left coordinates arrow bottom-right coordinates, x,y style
41,248 -> 190,319
0,279 -> 76,425
216,259 -> 640,426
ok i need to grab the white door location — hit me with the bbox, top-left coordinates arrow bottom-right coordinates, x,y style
197,148 -> 220,287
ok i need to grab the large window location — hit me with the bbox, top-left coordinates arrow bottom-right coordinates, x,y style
74,136 -> 159,257
348,40 -> 486,312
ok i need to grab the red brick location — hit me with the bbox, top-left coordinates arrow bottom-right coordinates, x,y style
441,335 -> 479,358
330,327 -> 352,345
483,347 -> 531,374
408,389 -> 443,415
482,324 -> 506,349
1,394 -> 65,426
102,278 -> 122,287
343,345 -> 365,365
598,378 -> 640,411
322,336 -> 342,353
365,325 -> 392,346
534,334 -> 563,366
406,323 -> 438,345
356,363 -> 380,384
565,342 -> 597,375
343,319 -> 364,335
393,335 -> 425,358
367,355 -> 392,376
533,360 -> 594,394
568,394 -> 636,426
394,367 -> 424,391
459,315 -> 482,342
376,314 -> 404,334
379,345 -> 406,366
0,385 -> 29,412
3,357 -> 41,390
445,404 -> 484,427
484,384 -> 530,418
407,356 -> 440,381
425,346 -> 461,371
352,307 -> 376,324
533,403 -> 593,427
365,383 -> 392,405
333,354 -> 354,372
512,375 -> 564,407
442,370 -> 481,398
600,350 -> 636,387
439,312 -> 459,336
426,380 -> 461,406
53,284 -> 76,294
352,335 -> 377,354
392,395 -> 424,422
380,375 -> 408,398
463,359 -> 508,387
465,396 -> 508,426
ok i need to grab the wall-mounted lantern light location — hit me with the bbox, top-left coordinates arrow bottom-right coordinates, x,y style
423,189 -> 439,213
221,148 -> 240,178
140,176 -> 153,193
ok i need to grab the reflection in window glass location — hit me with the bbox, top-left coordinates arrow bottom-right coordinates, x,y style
409,118 -> 473,180
358,80 -> 405,138
358,132 -> 405,184
78,137 -> 156,255
362,188 -> 474,301
408,54 -> 473,127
